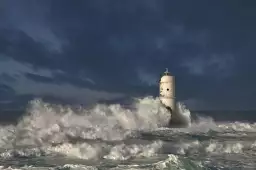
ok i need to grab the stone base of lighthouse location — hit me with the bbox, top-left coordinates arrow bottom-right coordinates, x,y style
162,104 -> 189,128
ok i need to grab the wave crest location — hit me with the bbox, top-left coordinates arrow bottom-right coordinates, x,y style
14,97 -> 172,145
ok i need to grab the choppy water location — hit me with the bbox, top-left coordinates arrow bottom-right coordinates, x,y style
0,97 -> 255,170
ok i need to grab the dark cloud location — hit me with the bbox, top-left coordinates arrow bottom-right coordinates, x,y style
0,84 -> 15,105
0,0 -> 256,110
24,73 -> 55,84
0,73 -> 16,83
0,84 -> 15,94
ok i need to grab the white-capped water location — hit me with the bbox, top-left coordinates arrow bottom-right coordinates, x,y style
0,96 -> 182,159
0,96 -> 255,169
13,96 -> 172,145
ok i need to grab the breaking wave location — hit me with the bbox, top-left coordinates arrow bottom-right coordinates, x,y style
0,96 -> 189,158
14,96 -> 172,144
0,154 -> 206,170
0,96 -> 255,169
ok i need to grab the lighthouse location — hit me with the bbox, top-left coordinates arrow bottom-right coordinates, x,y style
159,68 -> 190,127
159,68 -> 176,113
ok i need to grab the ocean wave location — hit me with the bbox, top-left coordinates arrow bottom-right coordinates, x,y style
0,97 -> 256,169
0,154 -> 207,170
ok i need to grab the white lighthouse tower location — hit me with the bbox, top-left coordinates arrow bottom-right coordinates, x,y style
159,68 -> 176,113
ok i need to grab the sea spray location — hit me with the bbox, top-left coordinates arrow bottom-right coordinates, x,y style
0,96 -> 194,160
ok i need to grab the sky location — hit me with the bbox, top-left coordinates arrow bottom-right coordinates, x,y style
0,0 -> 256,111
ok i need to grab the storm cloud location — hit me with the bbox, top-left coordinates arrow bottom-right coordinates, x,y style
0,0 -> 256,110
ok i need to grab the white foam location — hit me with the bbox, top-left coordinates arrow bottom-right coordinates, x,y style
12,96 -> 172,146
43,140 -> 163,160
250,141 -> 256,154
218,122 -> 256,132
153,154 -> 204,170
46,142 -> 106,159
0,97 -> 256,170
0,166 -> 37,170
175,102 -> 192,126
59,164 -> 98,170
176,140 -> 200,155
205,141 -> 247,154
0,97 -> 183,160
0,147 -> 46,159
0,125 -> 16,148
104,140 -> 163,160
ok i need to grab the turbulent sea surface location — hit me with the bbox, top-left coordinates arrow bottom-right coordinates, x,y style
0,97 -> 255,170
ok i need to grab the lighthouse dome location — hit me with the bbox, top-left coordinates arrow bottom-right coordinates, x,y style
160,68 -> 173,82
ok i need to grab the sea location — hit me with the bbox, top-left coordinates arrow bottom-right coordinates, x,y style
0,96 -> 255,170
